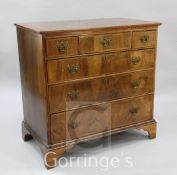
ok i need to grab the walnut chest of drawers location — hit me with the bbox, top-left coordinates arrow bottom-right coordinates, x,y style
15,18 -> 161,169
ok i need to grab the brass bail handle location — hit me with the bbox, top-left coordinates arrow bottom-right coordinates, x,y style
68,90 -> 78,100
131,56 -> 141,65
140,35 -> 149,43
101,37 -> 112,48
129,107 -> 139,115
102,78 -> 109,85
69,119 -> 79,129
131,79 -> 141,89
67,64 -> 80,74
56,40 -> 69,53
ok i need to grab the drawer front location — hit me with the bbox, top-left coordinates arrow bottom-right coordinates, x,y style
132,31 -> 157,49
47,49 -> 155,83
111,94 -> 153,129
49,70 -> 154,113
51,95 -> 153,144
46,37 -> 78,58
79,32 -> 131,54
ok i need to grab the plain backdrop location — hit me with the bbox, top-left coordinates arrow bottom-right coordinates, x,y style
0,0 -> 177,174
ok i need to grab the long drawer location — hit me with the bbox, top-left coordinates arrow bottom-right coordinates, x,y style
47,49 -> 155,83
49,69 -> 154,113
51,94 -> 153,144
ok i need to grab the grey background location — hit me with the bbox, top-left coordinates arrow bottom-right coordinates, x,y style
0,0 -> 177,174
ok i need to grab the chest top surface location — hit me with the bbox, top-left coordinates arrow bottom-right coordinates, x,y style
15,18 -> 161,33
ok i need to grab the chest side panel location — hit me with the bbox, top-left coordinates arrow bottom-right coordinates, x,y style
16,28 -> 48,144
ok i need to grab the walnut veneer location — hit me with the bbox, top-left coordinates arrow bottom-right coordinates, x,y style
15,18 -> 161,169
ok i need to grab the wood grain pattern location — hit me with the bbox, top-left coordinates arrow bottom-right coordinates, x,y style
49,69 -> 154,113
16,28 -> 48,144
51,95 -> 153,144
15,18 -> 161,34
51,104 -> 111,144
111,94 -> 153,129
46,37 -> 78,58
47,49 -> 155,83
79,32 -> 131,54
132,30 -> 157,49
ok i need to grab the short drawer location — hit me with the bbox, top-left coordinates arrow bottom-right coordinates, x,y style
51,95 -> 153,144
79,32 -> 131,54
49,70 -> 154,113
46,37 -> 78,58
132,30 -> 157,49
47,49 -> 155,83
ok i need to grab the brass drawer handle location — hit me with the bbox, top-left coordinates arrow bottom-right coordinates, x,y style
102,56 -> 108,63
68,90 -> 78,100
69,120 -> 79,129
102,55 -> 112,64
67,64 -> 80,74
131,80 -> 141,89
129,107 -> 139,115
140,35 -> 149,44
102,78 -> 109,85
131,56 -> 141,65
56,40 -> 68,53
100,37 -> 112,48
